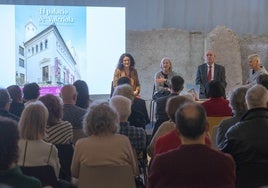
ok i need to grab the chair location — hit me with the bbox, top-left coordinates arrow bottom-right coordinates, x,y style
206,116 -> 231,136
20,165 -> 58,187
78,165 -> 136,188
236,163 -> 268,188
55,144 -> 74,181
210,125 -> 219,149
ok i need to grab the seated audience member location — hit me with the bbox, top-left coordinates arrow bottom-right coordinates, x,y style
201,80 -> 232,116
246,53 -> 268,85
109,95 -> 146,153
73,80 -> 91,109
221,84 -> 268,167
61,84 -> 87,144
0,117 -> 41,188
147,95 -> 194,158
17,101 -> 61,178
256,73 -> 268,89
71,102 -> 138,178
153,75 -> 185,137
39,94 -> 73,144
216,86 -> 248,148
0,88 -> 19,121
147,103 -> 235,188
113,84 -> 148,128
7,85 -> 24,117
22,82 -> 40,105
116,76 -> 150,128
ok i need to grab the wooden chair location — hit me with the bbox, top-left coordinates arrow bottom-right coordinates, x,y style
78,165 -> 136,188
210,125 -> 219,149
206,116 -> 231,137
20,165 -> 58,187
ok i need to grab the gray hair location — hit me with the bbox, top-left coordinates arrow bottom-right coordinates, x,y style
83,102 -> 119,136
112,84 -> 134,102
229,86 -> 248,115
109,95 -> 132,122
246,84 -> 268,109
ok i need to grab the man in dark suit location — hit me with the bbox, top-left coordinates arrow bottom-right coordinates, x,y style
152,75 -> 184,137
195,50 -> 227,99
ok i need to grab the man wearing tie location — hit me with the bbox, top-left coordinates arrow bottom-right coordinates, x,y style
195,50 -> 227,99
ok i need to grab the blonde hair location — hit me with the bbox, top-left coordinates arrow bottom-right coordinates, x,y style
83,102 -> 119,136
160,57 -> 173,71
19,101 -> 48,140
248,53 -> 260,63
109,95 -> 132,121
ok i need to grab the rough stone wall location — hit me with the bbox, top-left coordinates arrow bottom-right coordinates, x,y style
240,35 -> 268,84
126,27 -> 268,103
127,29 -> 204,101
205,26 -> 242,96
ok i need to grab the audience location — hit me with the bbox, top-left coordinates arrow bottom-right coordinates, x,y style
61,84 -> 87,144
153,75 -> 185,137
7,85 -> 24,117
256,73 -> 268,89
221,84 -> 268,167
0,117 -> 41,188
22,82 -> 40,105
114,76 -> 150,128
113,84 -> 148,128
201,80 -> 232,116
147,103 -> 235,188
216,86 -> 248,148
109,95 -> 146,153
147,95 -> 194,157
0,88 -> 19,121
71,102 -> 138,179
73,80 -> 91,109
17,101 -> 61,178
39,94 -> 73,144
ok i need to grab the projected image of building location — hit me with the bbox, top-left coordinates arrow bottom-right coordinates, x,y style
16,20 -> 80,86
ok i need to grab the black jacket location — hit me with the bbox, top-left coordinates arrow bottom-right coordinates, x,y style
221,108 -> 268,167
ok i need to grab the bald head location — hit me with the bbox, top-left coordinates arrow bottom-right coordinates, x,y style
60,84 -> 77,104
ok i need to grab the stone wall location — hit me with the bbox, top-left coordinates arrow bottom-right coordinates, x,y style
127,26 -> 268,102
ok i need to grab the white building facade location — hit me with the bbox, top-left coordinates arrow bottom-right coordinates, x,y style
16,21 -> 80,86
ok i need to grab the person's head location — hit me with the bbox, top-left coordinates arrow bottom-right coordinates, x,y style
109,95 -> 132,122
23,82 -> 40,102
39,94 -> 62,126
73,80 -> 90,109
60,84 -> 77,104
160,57 -> 172,72
117,77 -> 131,86
175,103 -> 207,140
112,84 -> 135,102
229,86 -> 248,115
7,85 -> 22,103
83,102 -> 119,136
205,50 -> 216,65
0,117 -> 19,170
166,95 -> 195,122
170,75 -> 184,92
19,101 -> 48,140
205,80 -> 225,98
248,53 -> 261,71
246,84 -> 268,109
0,88 -> 12,110
256,73 -> 268,89
117,53 -> 135,70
